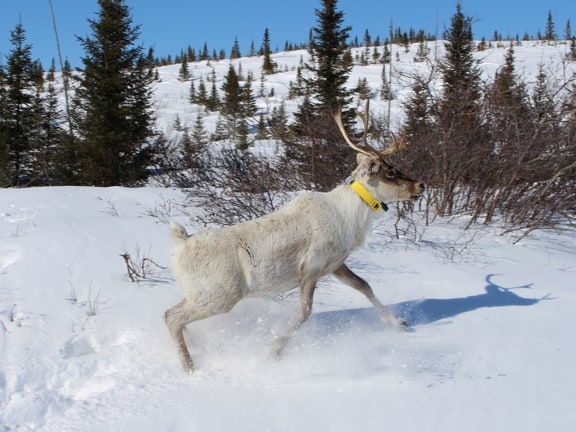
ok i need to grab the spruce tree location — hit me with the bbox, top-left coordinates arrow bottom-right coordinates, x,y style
236,118 -> 251,150
491,44 -> 528,112
261,28 -> 276,74
200,42 -> 209,61
249,41 -> 257,57
220,64 -> 243,144
0,23 -> 44,186
379,62 -> 392,100
240,72 -> 257,118
304,0 -> 352,118
221,64 -> 241,118
363,29 -> 372,47
402,76 -> 433,139
382,41 -> 391,64
0,66 -> 8,184
73,0 -> 156,186
291,94 -> 315,137
191,113 -> 209,150
544,11 -> 557,41
568,37 -> 576,62
255,114 -> 268,140
186,45 -> 196,62
492,47 -> 532,137
287,0 -> 354,190
206,68 -> 220,112
435,2 -> 487,215
181,113 -> 209,168
355,77 -> 371,99
197,78 -> 208,106
414,39 -> 430,62
178,54 -> 191,81
440,2 -> 482,121
371,46 -> 380,64
532,64 -> 555,124
230,37 -> 242,59
220,64 -> 256,147
487,43 -> 531,149
39,79 -> 67,183
269,102 -> 289,141
189,80 -> 197,104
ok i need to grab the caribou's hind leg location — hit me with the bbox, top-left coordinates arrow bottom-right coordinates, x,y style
164,299 -> 197,373
165,286 -> 245,372
164,297 -> 234,373
332,263 -> 406,327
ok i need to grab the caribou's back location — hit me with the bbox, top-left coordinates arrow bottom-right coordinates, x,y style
170,186 -> 374,300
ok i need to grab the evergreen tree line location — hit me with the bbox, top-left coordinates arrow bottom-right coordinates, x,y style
0,0 -> 157,187
179,1 -> 575,234
156,9 -> 574,67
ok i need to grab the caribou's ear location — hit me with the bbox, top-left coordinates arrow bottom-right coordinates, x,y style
356,153 -> 381,177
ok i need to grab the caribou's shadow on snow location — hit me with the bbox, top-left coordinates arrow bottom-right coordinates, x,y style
312,274 -> 551,330
395,274 -> 552,326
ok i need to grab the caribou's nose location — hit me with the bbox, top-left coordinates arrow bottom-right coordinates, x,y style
419,182 -> 426,191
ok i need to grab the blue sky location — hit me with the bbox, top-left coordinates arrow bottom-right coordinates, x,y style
0,0 -> 573,69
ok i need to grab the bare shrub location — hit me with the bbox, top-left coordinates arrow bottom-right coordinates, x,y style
283,113 -> 356,191
120,246 -> 167,283
67,281 -> 108,319
397,52 -> 576,238
86,284 -> 103,317
185,145 -> 300,226
9,304 -> 18,323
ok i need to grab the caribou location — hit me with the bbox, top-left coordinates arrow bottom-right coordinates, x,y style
165,102 -> 425,372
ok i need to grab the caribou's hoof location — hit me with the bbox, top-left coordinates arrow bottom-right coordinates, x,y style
272,336 -> 290,359
398,318 -> 415,332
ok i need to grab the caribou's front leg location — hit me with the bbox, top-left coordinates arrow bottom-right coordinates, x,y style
332,264 -> 406,327
274,279 -> 317,357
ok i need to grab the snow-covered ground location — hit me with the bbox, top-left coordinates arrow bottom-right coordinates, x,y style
1,41 -> 576,431
2,186 -> 574,431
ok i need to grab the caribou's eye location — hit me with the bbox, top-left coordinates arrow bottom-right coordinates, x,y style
385,168 -> 398,179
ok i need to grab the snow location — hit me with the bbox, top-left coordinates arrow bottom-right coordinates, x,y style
1,41 -> 576,431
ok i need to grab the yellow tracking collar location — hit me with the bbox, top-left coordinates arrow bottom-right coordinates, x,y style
348,180 -> 388,212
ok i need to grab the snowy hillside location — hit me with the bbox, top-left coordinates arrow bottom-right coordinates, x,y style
1,42 -> 576,431
152,41 -> 575,137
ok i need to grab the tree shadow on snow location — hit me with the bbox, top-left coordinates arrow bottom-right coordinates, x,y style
312,274 -> 552,331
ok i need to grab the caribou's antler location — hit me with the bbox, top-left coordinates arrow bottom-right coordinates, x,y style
381,132 -> 407,156
354,99 -> 374,152
333,99 -> 407,158
333,104 -> 378,156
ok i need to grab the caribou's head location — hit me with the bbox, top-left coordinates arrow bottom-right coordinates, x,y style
334,100 -> 425,207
